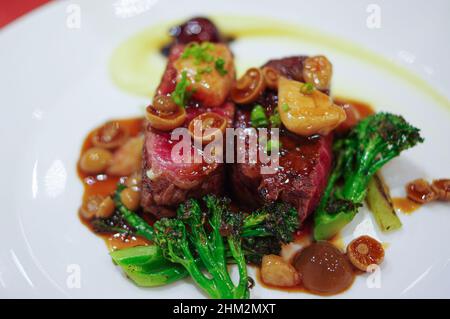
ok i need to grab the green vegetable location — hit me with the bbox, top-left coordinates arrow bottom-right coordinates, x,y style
154,197 -> 249,299
265,139 -> 282,154
181,42 -> 215,64
111,189 -> 298,292
110,246 -> 188,287
300,82 -> 315,94
171,71 -> 192,107
366,174 -> 402,232
250,104 -> 268,127
269,110 -> 281,128
215,58 -> 228,76
314,113 -> 424,240
91,219 -> 129,234
114,184 -> 154,241
242,202 -> 298,241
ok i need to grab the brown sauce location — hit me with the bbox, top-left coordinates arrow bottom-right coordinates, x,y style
334,96 -> 375,119
77,99 -> 376,295
392,197 -> 421,214
77,117 -> 151,250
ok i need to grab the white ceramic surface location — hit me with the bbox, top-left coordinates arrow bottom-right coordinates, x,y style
0,0 -> 449,298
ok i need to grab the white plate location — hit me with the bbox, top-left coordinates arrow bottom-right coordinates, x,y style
1,0 -> 450,299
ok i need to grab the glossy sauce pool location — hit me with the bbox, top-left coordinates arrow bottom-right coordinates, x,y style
77,117 -> 152,250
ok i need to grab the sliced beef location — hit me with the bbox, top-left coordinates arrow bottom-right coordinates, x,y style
231,57 -> 333,223
141,18 -> 235,218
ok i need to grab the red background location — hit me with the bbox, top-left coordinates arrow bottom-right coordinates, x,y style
0,0 -> 51,28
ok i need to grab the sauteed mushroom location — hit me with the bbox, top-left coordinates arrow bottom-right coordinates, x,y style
303,55 -> 333,91
231,67 -> 266,104
153,95 -> 179,113
145,105 -> 187,131
120,187 -> 141,211
79,195 -> 115,220
79,147 -> 113,175
262,66 -> 279,89
92,121 -> 129,149
188,112 -> 227,144
347,235 -> 384,271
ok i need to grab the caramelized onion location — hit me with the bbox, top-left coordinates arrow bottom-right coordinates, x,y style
231,67 -> 266,104
260,255 -> 300,287
145,105 -> 186,131
278,77 -> 346,136
92,121 -> 129,149
188,112 -> 227,144
107,136 -> 144,177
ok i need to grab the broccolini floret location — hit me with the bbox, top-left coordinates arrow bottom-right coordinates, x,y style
154,197 -> 250,299
314,112 -> 424,240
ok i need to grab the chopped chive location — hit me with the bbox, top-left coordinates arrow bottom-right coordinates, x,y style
250,104 -> 269,128
281,103 -> 290,112
181,42 -> 215,65
215,58 -> 228,76
300,82 -> 315,94
265,139 -> 282,154
171,71 -> 191,107
269,111 -> 281,128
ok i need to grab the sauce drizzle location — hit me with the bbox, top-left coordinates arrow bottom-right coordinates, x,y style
392,197 -> 421,214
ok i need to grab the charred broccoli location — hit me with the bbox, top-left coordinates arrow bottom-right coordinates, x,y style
314,113 -> 424,240
154,197 -> 249,299
110,188 -> 299,295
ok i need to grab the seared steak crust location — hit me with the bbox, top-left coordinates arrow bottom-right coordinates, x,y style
231,57 -> 333,222
141,18 -> 234,218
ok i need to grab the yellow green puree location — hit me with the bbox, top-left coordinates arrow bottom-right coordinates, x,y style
109,15 -> 450,110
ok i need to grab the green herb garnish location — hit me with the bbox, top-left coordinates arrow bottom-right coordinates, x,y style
250,104 -> 268,128
281,103 -> 290,112
269,109 -> 281,128
199,66 -> 212,74
215,58 -> 228,76
265,139 -> 282,155
300,82 -> 315,94
181,42 -> 215,65
171,71 -> 191,107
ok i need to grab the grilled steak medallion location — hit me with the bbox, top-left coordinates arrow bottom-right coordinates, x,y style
141,18 -> 235,218
231,57 -> 333,222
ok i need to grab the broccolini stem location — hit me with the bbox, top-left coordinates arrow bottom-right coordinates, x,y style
227,237 -> 250,299
175,239 -> 219,298
114,185 -> 155,241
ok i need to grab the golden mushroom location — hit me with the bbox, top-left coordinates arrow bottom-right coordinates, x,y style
231,67 -> 266,104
